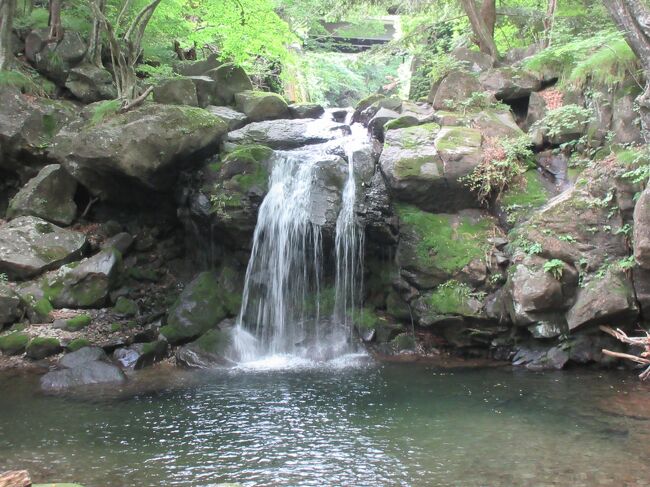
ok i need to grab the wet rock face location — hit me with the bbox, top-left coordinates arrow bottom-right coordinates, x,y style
225,118 -> 350,150
6,164 -> 78,226
0,216 -> 87,280
50,103 -> 228,202
176,325 -> 234,368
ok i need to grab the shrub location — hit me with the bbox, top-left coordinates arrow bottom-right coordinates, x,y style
543,259 -> 565,280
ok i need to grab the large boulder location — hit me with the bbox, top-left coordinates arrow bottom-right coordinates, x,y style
431,70 -> 482,109
566,269 -> 638,331
25,336 -> 62,359
40,360 -> 126,391
176,327 -> 233,368
205,106 -> 248,131
25,29 -> 87,84
6,164 -> 77,225
59,346 -> 108,368
33,247 -> 122,308
225,118 -> 350,150
50,103 -> 228,201
367,107 -> 400,141
206,63 -> 253,105
160,270 -> 242,344
379,124 -> 483,212
0,88 -> 77,176
479,68 -> 541,101
153,77 -> 199,106
188,76 -> 218,107
64,63 -> 117,103
234,90 -> 290,122
0,217 -> 86,280
634,187 -> 650,270
0,283 -> 22,326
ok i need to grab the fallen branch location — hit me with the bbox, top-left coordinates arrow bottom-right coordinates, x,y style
118,85 -> 153,113
601,325 -> 650,380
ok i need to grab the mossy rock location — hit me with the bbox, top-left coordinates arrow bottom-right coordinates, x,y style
500,170 -> 550,225
26,336 -> 61,359
162,270 -> 241,344
64,314 -> 91,331
66,337 -> 91,352
391,332 -> 416,351
0,332 -> 30,355
114,297 -> 138,317
396,204 -> 496,289
176,328 -> 233,368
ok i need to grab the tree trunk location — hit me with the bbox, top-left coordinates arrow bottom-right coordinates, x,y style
87,0 -> 105,66
604,0 -> 650,142
542,0 -> 558,48
48,0 -> 62,42
0,0 -> 16,70
459,0 -> 498,58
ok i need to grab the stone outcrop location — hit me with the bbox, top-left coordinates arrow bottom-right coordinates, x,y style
0,217 -> 87,280
50,103 -> 228,202
234,90 -> 290,122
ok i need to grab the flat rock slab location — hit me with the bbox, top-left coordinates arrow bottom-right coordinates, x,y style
40,360 -> 126,391
0,216 -> 87,280
226,118 -> 350,150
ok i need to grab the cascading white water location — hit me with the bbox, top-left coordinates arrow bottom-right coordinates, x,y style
230,120 -> 367,366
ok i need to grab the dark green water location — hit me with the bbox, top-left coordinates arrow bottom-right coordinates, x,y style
1,362 -> 649,487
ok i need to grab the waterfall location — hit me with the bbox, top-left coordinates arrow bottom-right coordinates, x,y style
230,124 -> 366,365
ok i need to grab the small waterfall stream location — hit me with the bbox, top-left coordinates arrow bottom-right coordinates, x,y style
230,119 -> 367,365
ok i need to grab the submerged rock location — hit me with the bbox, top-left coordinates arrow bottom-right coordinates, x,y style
6,164 -> 78,226
59,346 -> 109,368
0,217 -> 87,280
40,360 -> 126,391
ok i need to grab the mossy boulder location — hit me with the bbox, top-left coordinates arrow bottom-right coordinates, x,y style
65,63 -> 117,103
431,70 -> 482,110
0,332 -> 29,355
206,106 -> 248,131
7,163 -> 78,226
114,297 -> 138,317
235,90 -> 290,122
161,270 -> 242,344
0,216 -> 87,280
36,248 -> 121,308
288,103 -> 325,119
25,28 -> 86,84
50,103 -> 228,202
66,337 -> 91,352
176,326 -> 233,368
412,280 -> 484,327
63,314 -> 92,331
380,124 -> 483,212
26,336 -> 62,359
396,205 -> 498,289
499,170 -> 550,226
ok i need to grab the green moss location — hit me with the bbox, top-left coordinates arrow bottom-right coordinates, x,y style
394,156 -> 438,179
391,333 -> 415,351
435,126 -> 482,152
128,267 -> 160,282
33,298 -> 53,318
397,204 -> 492,273
159,324 -> 185,343
65,314 -> 92,331
0,333 -> 30,355
501,170 -> 549,208
384,116 -> 418,131
90,99 -> 121,125
194,328 -> 231,354
354,308 -> 379,331
110,322 -> 122,332
428,280 -> 474,315
114,297 -> 138,317
66,338 -> 91,352
26,337 -> 61,353
0,70 -> 55,96
355,93 -> 385,112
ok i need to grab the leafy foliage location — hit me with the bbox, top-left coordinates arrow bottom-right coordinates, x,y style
543,259 -> 564,280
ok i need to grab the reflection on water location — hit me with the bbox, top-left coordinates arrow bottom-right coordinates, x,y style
1,364 -> 649,487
